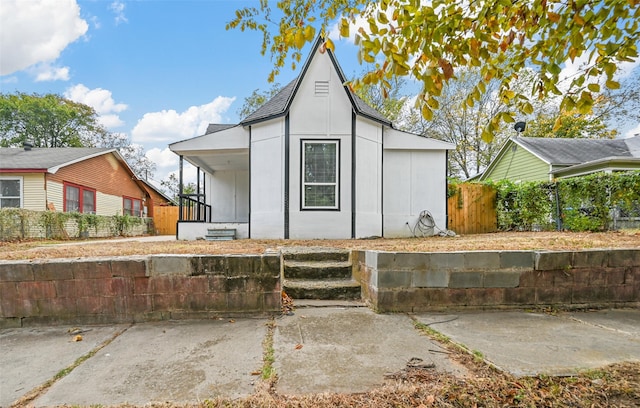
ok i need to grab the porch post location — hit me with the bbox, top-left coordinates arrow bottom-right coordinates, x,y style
179,155 -> 184,221
196,166 -> 201,221
445,150 -> 449,230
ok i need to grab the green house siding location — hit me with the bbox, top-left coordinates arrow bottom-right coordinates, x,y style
483,143 -> 550,182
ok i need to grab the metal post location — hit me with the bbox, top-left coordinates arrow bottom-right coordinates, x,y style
179,155 -> 184,221
196,167 -> 201,221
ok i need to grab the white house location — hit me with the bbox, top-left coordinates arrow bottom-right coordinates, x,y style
169,37 -> 454,240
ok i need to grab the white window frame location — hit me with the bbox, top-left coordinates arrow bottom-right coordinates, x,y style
301,140 -> 339,210
0,176 -> 23,209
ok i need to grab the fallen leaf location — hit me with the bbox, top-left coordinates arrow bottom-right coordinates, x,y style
295,344 -> 303,350
229,319 -> 235,323
251,370 -> 262,376
73,335 -> 83,342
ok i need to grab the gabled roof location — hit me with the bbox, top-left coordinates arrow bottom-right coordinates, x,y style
0,147 -> 118,173
514,136 -> 637,165
240,36 -> 392,127
138,178 -> 176,205
476,135 -> 640,181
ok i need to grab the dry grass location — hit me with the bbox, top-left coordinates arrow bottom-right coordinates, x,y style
103,360 -> 640,408
2,230 -> 640,261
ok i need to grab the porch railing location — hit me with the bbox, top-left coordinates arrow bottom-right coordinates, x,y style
178,194 -> 211,222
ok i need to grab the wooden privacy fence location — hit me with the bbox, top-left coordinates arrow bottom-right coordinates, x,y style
153,206 -> 178,235
447,183 -> 497,235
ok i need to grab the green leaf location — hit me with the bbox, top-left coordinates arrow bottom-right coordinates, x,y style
587,83 -> 600,92
605,80 -> 620,90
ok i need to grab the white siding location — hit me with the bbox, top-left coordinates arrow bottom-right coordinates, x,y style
287,46 -> 353,239
46,181 -> 64,212
250,120 -> 285,238
210,170 -> 249,222
355,117 -> 383,238
23,174 -> 46,210
97,192 -> 123,216
383,149 -> 448,237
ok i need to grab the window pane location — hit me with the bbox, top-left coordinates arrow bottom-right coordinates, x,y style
133,199 -> 141,217
0,198 -> 20,208
0,180 -> 20,197
304,185 -> 336,207
83,190 -> 95,213
123,198 -> 132,215
305,143 -> 336,183
66,186 -> 80,212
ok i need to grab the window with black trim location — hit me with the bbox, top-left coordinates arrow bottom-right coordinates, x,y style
64,183 -> 96,213
302,140 -> 339,209
123,196 -> 142,217
0,177 -> 22,208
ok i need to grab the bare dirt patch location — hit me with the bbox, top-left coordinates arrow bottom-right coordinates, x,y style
1,230 -> 639,261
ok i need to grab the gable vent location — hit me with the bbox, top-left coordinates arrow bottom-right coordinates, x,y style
315,81 -> 329,95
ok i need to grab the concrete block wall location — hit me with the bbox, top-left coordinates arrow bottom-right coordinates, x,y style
357,249 -> 640,312
0,252 -> 281,328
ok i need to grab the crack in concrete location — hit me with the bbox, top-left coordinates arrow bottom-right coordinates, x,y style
10,323 -> 133,408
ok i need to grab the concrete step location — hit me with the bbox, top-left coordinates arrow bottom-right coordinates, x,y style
205,229 -> 236,241
283,260 -> 352,280
283,279 -> 362,300
281,247 -> 350,262
292,299 -> 367,308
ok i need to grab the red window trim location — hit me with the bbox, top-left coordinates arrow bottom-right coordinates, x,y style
123,195 -> 142,217
63,182 -> 96,213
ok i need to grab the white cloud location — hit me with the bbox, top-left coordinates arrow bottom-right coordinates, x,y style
625,123 -> 640,138
146,147 -> 198,187
147,147 -> 179,169
559,51 -> 640,93
614,59 -> 640,81
109,1 -> 128,25
89,15 -> 101,30
98,114 -> 126,128
1,76 -> 18,84
64,84 -> 128,128
32,63 -> 70,82
131,96 -> 236,143
0,0 -> 88,76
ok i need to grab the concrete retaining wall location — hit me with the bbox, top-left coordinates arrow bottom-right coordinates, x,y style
0,252 -> 281,328
357,249 -> 640,312
2,248 -> 638,327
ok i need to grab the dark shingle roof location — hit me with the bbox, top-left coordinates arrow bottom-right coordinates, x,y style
515,137 -> 634,165
241,79 -> 298,124
205,124 -> 237,134
351,91 -> 390,124
0,147 -> 114,170
240,36 -> 391,127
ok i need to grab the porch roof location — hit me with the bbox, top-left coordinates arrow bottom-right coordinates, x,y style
169,125 -> 249,173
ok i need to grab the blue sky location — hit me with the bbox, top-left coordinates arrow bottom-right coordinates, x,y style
0,0 -> 363,186
1,0 -> 639,186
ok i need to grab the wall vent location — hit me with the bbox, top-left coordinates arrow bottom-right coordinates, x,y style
315,81 -> 329,95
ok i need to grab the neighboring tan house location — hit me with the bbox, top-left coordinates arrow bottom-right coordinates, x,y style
0,146 -> 154,217
477,135 -> 640,182
169,36 -> 455,240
